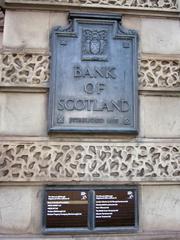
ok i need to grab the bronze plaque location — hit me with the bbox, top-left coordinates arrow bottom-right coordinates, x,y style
48,12 -> 138,134
95,190 -> 135,227
45,190 -> 88,228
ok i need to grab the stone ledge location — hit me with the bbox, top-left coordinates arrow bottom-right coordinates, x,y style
0,140 -> 180,182
0,232 -> 180,239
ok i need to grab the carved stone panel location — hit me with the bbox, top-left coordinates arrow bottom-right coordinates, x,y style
0,140 -> 180,182
49,13 -> 138,134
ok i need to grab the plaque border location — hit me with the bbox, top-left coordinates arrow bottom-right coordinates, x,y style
42,185 -> 139,234
48,12 -> 139,134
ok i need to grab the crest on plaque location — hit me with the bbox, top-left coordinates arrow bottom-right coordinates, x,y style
82,29 -> 108,61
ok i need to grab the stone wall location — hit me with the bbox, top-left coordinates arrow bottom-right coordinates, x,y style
0,0 -> 180,239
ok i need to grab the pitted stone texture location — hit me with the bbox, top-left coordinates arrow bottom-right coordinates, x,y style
0,93 -> 47,136
0,186 -> 42,234
139,59 -> 180,89
142,185 -> 180,231
0,141 -> 180,182
1,54 -> 49,87
0,53 -> 180,91
29,0 -> 178,9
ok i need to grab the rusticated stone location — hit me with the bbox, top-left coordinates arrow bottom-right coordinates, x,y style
24,0 -> 178,9
139,59 -> 180,89
0,141 -> 180,182
1,54 -> 49,87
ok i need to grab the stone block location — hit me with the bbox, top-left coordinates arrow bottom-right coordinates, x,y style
141,185 -> 180,231
122,16 -> 142,52
31,187 -> 43,234
49,11 -> 68,31
0,92 -> 47,136
141,18 -> 180,54
3,10 -> 49,49
0,186 -> 42,234
139,95 -> 180,138
3,10 -> 68,49
122,16 -> 142,33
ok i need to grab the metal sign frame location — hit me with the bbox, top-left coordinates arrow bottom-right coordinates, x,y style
42,185 -> 139,234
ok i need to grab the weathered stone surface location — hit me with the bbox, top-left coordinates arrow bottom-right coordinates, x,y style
0,53 -> 179,91
0,186 -> 42,234
139,58 -> 180,89
141,19 -> 180,54
7,0 -> 178,9
140,96 -> 180,138
0,140 -> 180,182
31,187 -> 43,234
0,32 -> 3,49
0,233 -> 180,239
3,11 -> 180,53
49,11 -> 68,30
3,10 -> 68,49
1,54 -> 49,87
63,0 -> 178,8
122,16 -> 141,35
142,185 -> 180,231
0,93 -> 47,136
3,11 -> 49,49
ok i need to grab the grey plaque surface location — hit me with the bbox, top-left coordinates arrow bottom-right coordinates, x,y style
49,13 -> 138,133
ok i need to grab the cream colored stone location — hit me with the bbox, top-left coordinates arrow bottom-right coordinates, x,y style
3,0 -> 178,9
31,187 -> 43,234
0,93 -> 5,132
122,16 -> 141,31
0,233 -> 180,240
0,186 -> 42,233
0,93 -> 47,136
1,140 -> 180,182
178,0 -> 180,10
0,32 -> 3,49
0,186 -> 42,234
140,96 -> 180,138
3,10 -> 49,49
142,185 -> 180,231
3,10 -> 68,49
122,16 -> 142,52
49,11 -> 68,31
141,18 -> 180,54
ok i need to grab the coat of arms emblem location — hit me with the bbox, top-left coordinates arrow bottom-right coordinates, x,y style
82,29 -> 108,61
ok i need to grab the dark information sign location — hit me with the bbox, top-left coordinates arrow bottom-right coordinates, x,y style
45,190 -> 88,228
95,190 -> 135,227
43,186 -> 138,234
48,12 -> 138,134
